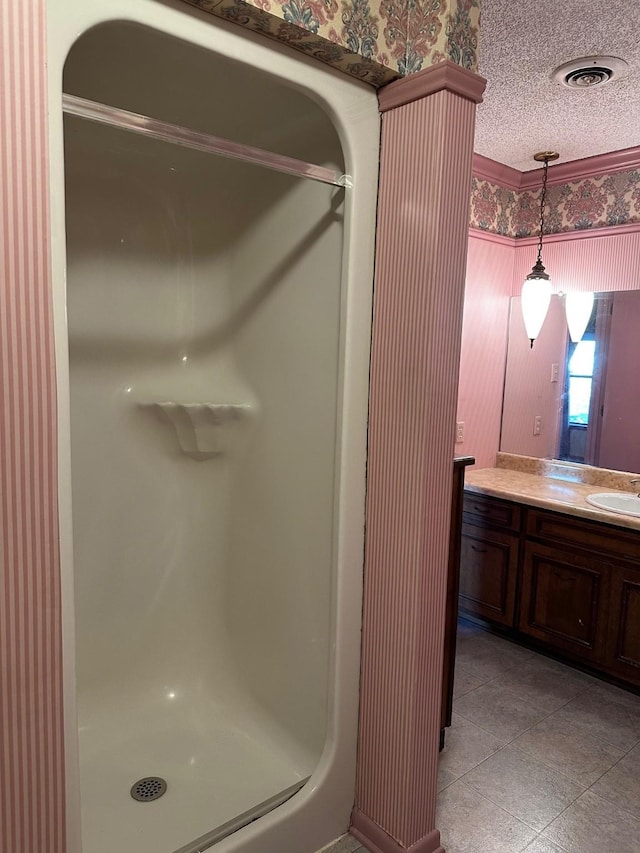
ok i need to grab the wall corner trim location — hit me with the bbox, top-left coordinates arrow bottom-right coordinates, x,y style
378,60 -> 486,112
350,810 -> 445,853
514,221 -> 640,246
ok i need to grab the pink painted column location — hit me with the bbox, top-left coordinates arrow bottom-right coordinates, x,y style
0,1 -> 65,851
352,60 -> 485,853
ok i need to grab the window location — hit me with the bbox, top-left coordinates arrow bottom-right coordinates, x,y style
567,339 -> 596,425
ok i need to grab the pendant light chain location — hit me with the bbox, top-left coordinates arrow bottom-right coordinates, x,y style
536,157 -> 549,266
522,150 -> 558,347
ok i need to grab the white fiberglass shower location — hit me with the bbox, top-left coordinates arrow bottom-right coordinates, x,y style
48,4 -> 378,853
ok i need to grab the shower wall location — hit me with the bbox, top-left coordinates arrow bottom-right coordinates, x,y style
64,98 -> 346,853
65,111 -> 344,754
228,176 -> 345,758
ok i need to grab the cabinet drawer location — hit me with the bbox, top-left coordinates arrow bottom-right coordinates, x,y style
463,493 -> 521,532
519,541 -> 610,663
527,508 -> 640,563
459,524 -> 519,627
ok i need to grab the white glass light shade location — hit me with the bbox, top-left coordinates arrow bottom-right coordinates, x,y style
565,291 -> 595,343
521,274 -> 552,345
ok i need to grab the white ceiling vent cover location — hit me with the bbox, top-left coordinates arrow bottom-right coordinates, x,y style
552,56 -> 629,89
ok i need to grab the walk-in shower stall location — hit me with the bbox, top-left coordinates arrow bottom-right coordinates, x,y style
47,3 -> 378,852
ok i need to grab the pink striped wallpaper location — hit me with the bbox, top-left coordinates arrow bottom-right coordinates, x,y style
354,65 -> 483,852
0,0 -> 65,851
512,228 -> 640,296
455,233 -> 514,470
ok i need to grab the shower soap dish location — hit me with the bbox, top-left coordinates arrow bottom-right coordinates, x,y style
138,401 -> 254,460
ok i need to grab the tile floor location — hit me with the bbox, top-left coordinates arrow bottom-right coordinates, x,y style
437,619 -> 640,853
319,833 -> 365,853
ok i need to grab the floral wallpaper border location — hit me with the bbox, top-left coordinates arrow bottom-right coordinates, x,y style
180,0 -> 480,86
470,167 -> 640,238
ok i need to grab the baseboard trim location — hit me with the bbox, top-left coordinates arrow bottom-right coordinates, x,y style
350,809 -> 444,853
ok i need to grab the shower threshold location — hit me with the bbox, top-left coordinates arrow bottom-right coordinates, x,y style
173,776 -> 309,853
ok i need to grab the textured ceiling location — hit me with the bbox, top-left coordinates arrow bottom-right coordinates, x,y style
474,0 -> 640,171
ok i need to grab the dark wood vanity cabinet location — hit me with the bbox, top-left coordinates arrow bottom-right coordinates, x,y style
607,567 -> 640,680
460,492 -> 640,690
519,541 -> 610,664
459,520 -> 519,627
459,494 -> 520,627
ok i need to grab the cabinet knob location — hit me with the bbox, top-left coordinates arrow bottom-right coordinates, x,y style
578,618 -> 584,626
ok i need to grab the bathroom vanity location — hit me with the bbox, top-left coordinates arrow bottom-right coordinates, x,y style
460,460 -> 640,691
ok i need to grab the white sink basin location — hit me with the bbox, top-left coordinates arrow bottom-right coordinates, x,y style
586,492 -> 640,517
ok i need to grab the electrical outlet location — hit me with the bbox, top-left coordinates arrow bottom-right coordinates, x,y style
455,421 -> 465,443
551,363 -> 559,383
534,415 -> 542,436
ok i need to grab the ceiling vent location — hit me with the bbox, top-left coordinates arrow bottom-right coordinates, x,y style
552,56 -> 629,89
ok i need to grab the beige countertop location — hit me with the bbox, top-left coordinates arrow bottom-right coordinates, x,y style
465,467 -> 640,533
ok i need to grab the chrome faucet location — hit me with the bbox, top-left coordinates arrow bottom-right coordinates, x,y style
630,477 -> 640,497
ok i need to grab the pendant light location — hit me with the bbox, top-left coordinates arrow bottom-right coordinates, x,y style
565,291 -> 595,343
522,151 -> 559,347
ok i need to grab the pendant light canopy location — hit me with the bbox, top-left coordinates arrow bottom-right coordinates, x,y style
522,151 -> 559,347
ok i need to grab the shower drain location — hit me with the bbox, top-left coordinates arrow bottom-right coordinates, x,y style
130,776 -> 167,802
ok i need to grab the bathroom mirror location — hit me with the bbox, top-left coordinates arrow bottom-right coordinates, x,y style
500,289 -> 640,475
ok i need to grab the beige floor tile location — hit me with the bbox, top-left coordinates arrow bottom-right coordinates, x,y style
513,715 -> 624,787
455,632 -> 534,681
453,660 -> 488,698
553,686 -> 640,751
317,835 -> 362,853
522,838 -> 569,853
439,713 -> 505,780
591,742 -> 640,819
489,655 -> 593,713
438,764 -> 458,793
437,780 -> 537,853
454,681 -> 550,741
462,744 -> 585,832
589,680 -> 640,713
543,789 -> 640,853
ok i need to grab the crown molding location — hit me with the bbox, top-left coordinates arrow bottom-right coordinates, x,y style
473,146 -> 640,190
520,146 -> 640,187
378,60 -> 486,113
471,154 -> 521,190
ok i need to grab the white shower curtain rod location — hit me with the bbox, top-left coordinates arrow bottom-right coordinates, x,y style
62,94 -> 351,188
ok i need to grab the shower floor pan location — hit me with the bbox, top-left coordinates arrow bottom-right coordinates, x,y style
78,698 -> 312,853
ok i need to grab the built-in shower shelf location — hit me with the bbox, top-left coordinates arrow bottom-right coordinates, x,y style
138,401 -> 254,459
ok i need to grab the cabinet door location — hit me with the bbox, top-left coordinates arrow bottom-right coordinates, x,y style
606,568 -> 640,687
519,542 -> 609,663
459,524 -> 518,627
